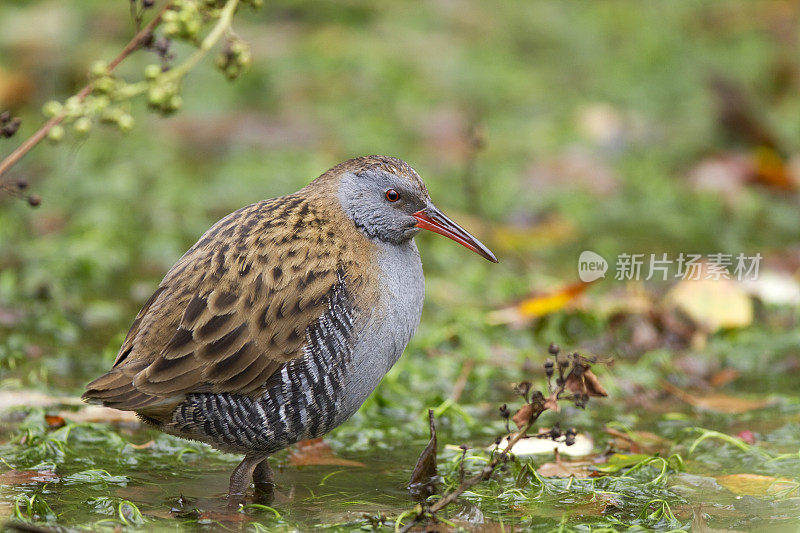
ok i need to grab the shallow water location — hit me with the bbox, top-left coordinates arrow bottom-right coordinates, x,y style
2,380 -> 800,531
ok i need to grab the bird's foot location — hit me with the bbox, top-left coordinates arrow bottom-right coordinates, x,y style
225,491 -> 246,512
226,453 -> 268,511
252,458 -> 275,504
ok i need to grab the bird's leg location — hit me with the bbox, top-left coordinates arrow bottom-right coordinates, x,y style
252,457 -> 274,504
226,453 -> 266,510
253,457 -> 274,491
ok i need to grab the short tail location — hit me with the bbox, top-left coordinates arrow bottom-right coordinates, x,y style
82,365 -> 162,411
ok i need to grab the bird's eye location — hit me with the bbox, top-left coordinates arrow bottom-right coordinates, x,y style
385,189 -> 400,202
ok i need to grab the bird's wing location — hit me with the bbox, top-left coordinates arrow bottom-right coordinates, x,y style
83,196 -> 374,415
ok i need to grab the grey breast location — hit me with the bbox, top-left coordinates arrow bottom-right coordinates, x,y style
336,239 -> 424,417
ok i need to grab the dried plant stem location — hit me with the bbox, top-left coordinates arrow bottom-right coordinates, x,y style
0,0 -> 240,182
165,0 -> 239,82
398,420 -> 533,533
0,3 -> 171,181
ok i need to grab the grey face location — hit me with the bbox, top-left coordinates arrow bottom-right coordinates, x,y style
338,168 -> 429,245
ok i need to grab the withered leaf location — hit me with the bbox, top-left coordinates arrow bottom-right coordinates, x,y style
602,427 -> 671,455
408,409 -> 438,501
582,369 -> 608,397
661,380 -> 772,414
715,473 -> 799,497
565,367 -> 608,398
666,267 -> 753,332
488,280 -> 592,325
544,393 -> 560,412
44,415 -> 66,429
512,403 -> 534,429
536,451 -> 595,479
288,438 -> 365,468
536,460 -> 595,479
0,469 -> 59,485
512,391 -> 548,429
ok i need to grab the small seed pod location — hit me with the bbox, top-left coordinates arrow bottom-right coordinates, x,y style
47,125 -> 65,143
93,76 -> 116,94
498,403 -> 510,419
166,95 -> 183,113
63,96 -> 83,118
548,343 -> 560,355
73,117 -> 92,136
515,381 -> 531,401
147,86 -> 168,107
144,64 -> 162,81
90,60 -> 109,79
42,101 -> 63,118
27,194 -> 41,207
1,117 -> 20,138
117,114 -> 135,133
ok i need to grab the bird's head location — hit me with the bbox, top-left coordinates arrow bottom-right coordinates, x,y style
329,155 -> 497,263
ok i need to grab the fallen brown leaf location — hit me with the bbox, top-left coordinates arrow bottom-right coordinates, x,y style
488,281 -> 594,325
536,455 -> 595,479
666,266 -> 753,332
715,473 -> 799,497
44,415 -> 66,429
0,469 -> 59,485
288,438 -> 365,468
753,146 -> 795,190
603,427 -> 671,454
511,403 -> 535,429
661,380 -> 773,414
512,391 -> 549,428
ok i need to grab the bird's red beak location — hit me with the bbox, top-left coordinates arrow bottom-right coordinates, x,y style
412,205 -> 498,263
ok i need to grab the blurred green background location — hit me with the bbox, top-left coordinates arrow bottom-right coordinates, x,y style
3,0 -> 800,379
1,1 -> 800,530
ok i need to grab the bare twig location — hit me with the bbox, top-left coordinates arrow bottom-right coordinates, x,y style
398,419 -> 532,533
398,349 -> 606,532
449,360 -> 474,403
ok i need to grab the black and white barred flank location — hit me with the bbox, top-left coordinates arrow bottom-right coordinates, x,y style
170,270 -> 355,453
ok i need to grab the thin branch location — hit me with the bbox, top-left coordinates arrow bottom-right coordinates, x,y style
396,350 -> 602,532
0,3 -> 171,182
398,420 -> 533,533
162,0 -> 239,82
